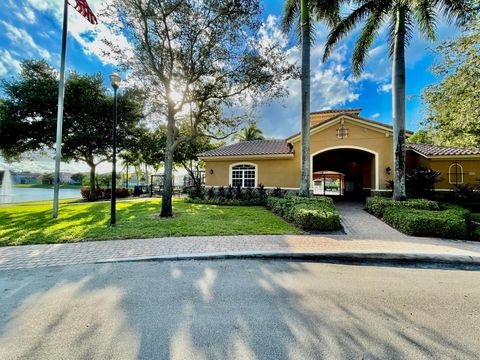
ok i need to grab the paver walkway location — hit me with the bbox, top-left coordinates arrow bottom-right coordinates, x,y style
1,202 -> 480,270
336,201 -> 408,239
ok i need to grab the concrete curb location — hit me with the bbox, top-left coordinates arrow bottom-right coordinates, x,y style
96,250 -> 480,266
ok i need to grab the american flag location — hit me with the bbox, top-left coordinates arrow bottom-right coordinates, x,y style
68,0 -> 98,25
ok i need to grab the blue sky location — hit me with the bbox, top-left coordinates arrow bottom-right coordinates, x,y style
0,0 -> 459,172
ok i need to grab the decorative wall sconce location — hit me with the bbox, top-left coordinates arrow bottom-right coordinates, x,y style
386,166 -> 392,175
210,169 -> 214,175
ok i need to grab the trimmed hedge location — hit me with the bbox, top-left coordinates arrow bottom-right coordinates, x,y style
266,196 -> 341,231
80,187 -> 131,201
366,197 -> 440,218
383,207 -> 468,239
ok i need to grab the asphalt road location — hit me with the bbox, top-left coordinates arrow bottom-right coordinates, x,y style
0,260 -> 479,360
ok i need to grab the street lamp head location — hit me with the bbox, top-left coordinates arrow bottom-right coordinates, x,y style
110,72 -> 121,89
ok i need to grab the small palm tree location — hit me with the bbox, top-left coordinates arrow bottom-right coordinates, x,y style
282,0 -> 341,196
235,123 -> 265,142
323,0 -> 472,200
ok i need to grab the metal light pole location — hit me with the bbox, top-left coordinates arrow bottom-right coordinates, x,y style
110,73 -> 121,226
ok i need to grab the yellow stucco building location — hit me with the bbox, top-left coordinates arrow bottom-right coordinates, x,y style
198,109 -> 480,197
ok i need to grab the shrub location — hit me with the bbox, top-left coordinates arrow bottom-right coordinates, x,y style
207,187 -> 216,199
405,167 -> 442,199
217,186 -> 225,198
187,185 -> 269,205
226,185 -> 234,200
266,195 -> 341,231
454,184 -> 477,201
290,202 -> 341,231
81,187 -> 119,201
187,184 -> 205,200
115,187 -> 131,198
185,198 -> 264,206
234,185 -> 243,200
387,167 -> 442,199
257,184 -> 267,200
271,187 -> 285,198
383,207 -> 468,239
366,197 -> 440,218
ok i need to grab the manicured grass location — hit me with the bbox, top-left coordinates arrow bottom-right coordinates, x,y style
15,183 -> 82,189
0,198 -> 300,246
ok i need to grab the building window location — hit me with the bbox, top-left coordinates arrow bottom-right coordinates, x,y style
231,164 -> 256,188
336,125 -> 348,139
448,162 -> 464,184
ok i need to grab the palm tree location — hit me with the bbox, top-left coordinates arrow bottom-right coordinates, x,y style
235,123 -> 265,142
282,0 -> 341,196
323,0 -> 472,200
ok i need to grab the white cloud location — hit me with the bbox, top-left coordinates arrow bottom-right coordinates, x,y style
0,50 -> 22,76
255,17 -> 360,138
377,83 -> 392,93
1,21 -> 51,59
370,113 -> 380,119
15,6 -> 36,23
26,0 -> 132,65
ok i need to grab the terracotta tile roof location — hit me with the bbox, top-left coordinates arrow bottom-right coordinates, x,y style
198,139 -> 293,157
407,143 -> 480,157
310,108 -> 362,116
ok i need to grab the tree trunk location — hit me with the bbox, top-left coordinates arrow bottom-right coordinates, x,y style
161,113 -> 175,217
299,0 -> 311,197
88,163 -> 97,201
392,6 -> 407,201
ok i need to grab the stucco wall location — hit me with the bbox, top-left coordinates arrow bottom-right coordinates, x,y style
204,157 -> 300,189
203,117 -> 397,190
406,152 -> 479,190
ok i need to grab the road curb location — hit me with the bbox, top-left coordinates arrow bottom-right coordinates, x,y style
96,250 -> 480,266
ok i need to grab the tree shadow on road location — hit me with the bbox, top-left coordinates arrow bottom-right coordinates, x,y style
0,260 -> 478,359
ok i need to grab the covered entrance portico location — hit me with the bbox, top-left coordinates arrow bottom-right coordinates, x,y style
311,146 -> 378,199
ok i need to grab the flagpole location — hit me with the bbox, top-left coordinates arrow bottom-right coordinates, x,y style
53,0 -> 69,219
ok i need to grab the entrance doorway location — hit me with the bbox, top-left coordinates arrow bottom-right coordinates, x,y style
312,147 -> 376,199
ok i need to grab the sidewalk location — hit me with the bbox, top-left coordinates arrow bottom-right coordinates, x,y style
1,233 -> 480,270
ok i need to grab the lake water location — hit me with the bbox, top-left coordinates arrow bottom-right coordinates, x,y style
0,187 -> 81,204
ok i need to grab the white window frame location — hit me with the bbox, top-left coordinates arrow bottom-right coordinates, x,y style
448,163 -> 464,184
229,163 -> 258,188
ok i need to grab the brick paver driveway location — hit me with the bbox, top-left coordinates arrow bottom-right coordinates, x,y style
1,202 -> 480,270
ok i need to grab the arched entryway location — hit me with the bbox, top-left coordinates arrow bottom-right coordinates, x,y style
311,146 -> 378,199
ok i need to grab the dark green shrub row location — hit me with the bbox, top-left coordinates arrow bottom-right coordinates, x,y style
186,185 -> 270,204
185,198 -> 265,206
266,196 -> 341,231
383,207 -> 468,239
366,197 -> 440,218
80,187 -> 130,201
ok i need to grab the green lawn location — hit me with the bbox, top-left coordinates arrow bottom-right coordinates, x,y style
0,199 -> 300,246
15,183 -> 82,189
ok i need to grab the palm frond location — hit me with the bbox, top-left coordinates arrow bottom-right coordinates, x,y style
323,0 -> 380,62
281,0 -> 300,33
438,0 -> 475,26
352,7 -> 388,77
412,0 -> 438,41
311,0 -> 342,27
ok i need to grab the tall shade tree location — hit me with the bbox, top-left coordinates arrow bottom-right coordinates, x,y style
282,0 -> 340,196
104,0 -> 293,217
234,123 -> 265,142
422,18 -> 480,147
0,60 -> 145,200
323,0 -> 473,200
